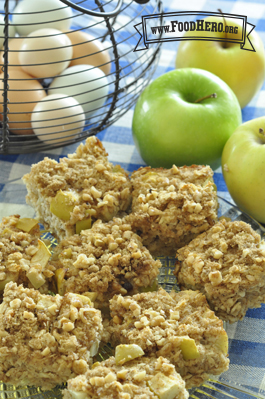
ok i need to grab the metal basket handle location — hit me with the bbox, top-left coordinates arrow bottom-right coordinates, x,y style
133,0 -> 150,3
59,0 -> 124,17
59,0 -> 150,17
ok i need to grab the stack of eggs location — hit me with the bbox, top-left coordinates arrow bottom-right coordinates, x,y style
0,0 -> 111,143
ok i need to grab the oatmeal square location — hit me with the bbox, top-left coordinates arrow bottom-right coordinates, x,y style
64,354 -> 188,399
127,165 -> 218,256
0,214 -> 54,293
106,288 -> 229,388
23,137 -> 132,240
175,219 -> 265,322
50,218 -> 161,310
0,282 -> 103,390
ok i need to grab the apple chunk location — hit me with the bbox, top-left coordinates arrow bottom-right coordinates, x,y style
15,217 -> 39,232
68,390 -> 87,399
30,239 -> 51,266
54,268 -> 66,295
26,239 -> 51,289
50,190 -> 79,221
148,372 -> 182,399
67,292 -> 92,306
215,332 -> 228,355
83,292 -> 98,303
179,337 -> 200,360
75,218 -> 92,234
115,344 -> 144,365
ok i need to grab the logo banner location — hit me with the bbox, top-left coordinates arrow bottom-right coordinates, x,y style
134,11 -> 255,52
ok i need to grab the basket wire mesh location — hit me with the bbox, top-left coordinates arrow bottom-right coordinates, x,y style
0,0 -> 163,154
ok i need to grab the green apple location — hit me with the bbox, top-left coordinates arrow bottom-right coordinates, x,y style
176,16 -> 265,108
222,116 -> 265,223
132,68 -> 241,170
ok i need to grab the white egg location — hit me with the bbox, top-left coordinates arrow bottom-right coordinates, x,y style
48,64 -> 109,116
31,94 -> 85,144
19,29 -> 73,78
0,14 -> 16,48
12,0 -> 72,36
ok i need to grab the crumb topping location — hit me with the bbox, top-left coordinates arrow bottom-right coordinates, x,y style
64,356 -> 188,399
106,288 -> 229,388
23,137 -> 132,239
50,218 -> 161,309
127,165 -> 218,256
0,215 -> 54,293
0,282 -> 103,390
175,219 -> 265,322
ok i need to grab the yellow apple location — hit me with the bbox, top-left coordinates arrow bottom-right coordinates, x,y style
176,16 -> 265,108
222,116 -> 265,223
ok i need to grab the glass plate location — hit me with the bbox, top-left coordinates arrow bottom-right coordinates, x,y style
1,197 -> 265,399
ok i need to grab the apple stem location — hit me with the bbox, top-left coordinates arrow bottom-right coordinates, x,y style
259,128 -> 264,136
194,93 -> 217,103
218,8 -> 228,48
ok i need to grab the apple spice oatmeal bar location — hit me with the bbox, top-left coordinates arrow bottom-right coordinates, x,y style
50,217 -> 161,310
23,136 -> 132,241
175,219 -> 265,322
126,165 -> 218,256
0,282 -> 103,390
0,214 -> 54,293
64,353 -> 188,399
106,288 -> 229,388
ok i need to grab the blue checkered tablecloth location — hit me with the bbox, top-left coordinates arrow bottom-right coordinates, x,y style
1,0 -> 265,397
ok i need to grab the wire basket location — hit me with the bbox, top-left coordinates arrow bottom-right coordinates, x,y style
0,0 -> 163,154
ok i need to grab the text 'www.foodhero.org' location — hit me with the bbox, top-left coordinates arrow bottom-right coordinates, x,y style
151,19 -> 239,35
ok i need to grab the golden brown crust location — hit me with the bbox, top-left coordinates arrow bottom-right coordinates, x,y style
0,282 -> 103,390
64,356 -> 188,399
106,288 -> 229,388
127,165 -> 218,256
0,215 -> 54,293
50,218 -> 161,310
23,137 -> 132,240
175,219 -> 265,322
